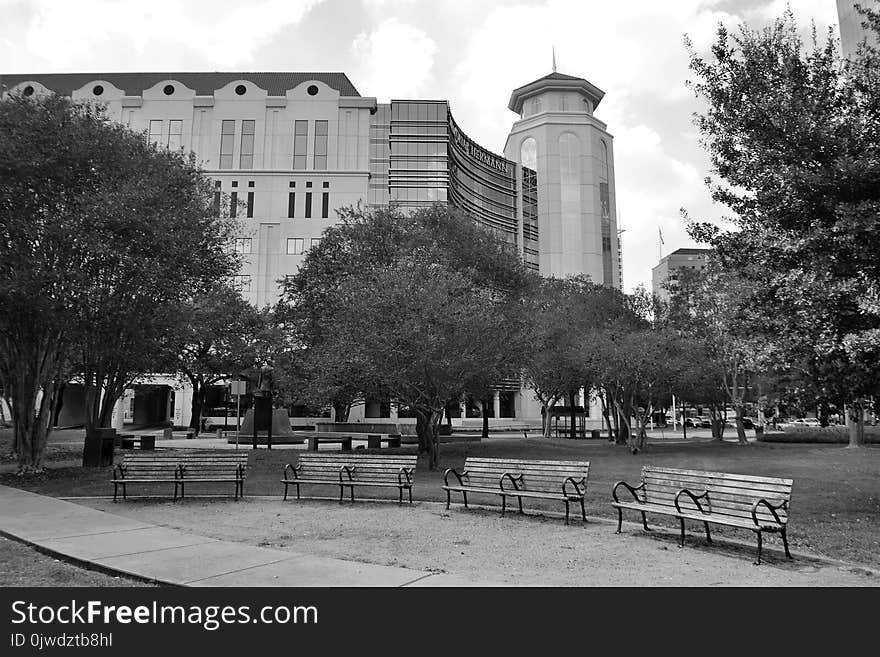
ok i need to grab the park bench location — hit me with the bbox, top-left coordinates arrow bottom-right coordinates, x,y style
119,434 -> 156,450
111,451 -> 248,501
281,453 -> 417,503
367,434 -> 401,448
611,466 -> 794,564
307,435 -> 352,451
443,458 -> 590,524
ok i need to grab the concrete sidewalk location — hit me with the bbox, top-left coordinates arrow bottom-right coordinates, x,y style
0,485 -> 487,587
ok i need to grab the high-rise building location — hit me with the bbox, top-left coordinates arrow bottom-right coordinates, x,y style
837,0 -> 880,60
1,69 -> 617,427
651,247 -> 711,302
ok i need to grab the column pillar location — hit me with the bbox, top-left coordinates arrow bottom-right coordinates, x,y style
493,391 -> 501,419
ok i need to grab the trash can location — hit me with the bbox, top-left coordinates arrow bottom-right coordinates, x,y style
591,429 -> 601,439
82,428 -> 116,467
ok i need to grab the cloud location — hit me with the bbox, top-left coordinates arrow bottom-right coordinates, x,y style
350,18 -> 437,100
19,0 -> 322,69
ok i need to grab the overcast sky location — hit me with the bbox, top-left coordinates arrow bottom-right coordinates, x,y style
1,0 -> 842,292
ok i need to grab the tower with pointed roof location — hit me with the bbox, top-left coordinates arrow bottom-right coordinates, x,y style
504,69 -> 619,286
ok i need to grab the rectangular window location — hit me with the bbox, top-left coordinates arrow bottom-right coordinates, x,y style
321,191 -> 329,218
240,120 -> 255,169
286,238 -> 304,255
234,238 -> 252,254
310,238 -> 321,250
246,191 -> 254,218
305,192 -> 312,218
293,120 -> 308,169
314,120 -> 328,170
149,120 -> 162,145
220,120 -> 235,169
230,191 -> 237,218
232,275 -> 251,292
288,192 -> 296,218
167,120 -> 183,150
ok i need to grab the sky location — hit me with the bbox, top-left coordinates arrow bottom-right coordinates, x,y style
0,0 -> 844,292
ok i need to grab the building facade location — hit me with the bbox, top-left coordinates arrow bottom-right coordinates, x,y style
837,0 -> 880,60
2,69 -> 617,428
651,247 -> 711,303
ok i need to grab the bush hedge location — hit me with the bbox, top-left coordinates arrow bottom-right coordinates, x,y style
758,425 -> 880,444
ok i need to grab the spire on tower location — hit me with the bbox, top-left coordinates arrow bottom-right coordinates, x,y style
552,46 -> 557,72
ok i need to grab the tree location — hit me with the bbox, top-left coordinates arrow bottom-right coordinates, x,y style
684,8 -> 880,446
280,204 -> 535,469
0,92 -> 239,471
164,284 -> 263,435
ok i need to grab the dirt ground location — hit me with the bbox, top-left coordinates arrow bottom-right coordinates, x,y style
78,497 -> 878,587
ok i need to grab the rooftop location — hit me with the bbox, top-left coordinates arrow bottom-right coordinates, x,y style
508,71 -> 605,114
0,72 -> 361,97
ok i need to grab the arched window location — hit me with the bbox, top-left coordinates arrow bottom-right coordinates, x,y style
521,137 -> 537,171
600,140 -> 609,181
559,132 -> 580,232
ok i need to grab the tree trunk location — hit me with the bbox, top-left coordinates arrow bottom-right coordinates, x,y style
481,398 -> 489,440
541,399 -> 554,439
189,379 -> 207,435
568,390 -> 577,439
734,404 -> 748,445
846,400 -> 866,448
332,400 -> 351,423
415,409 -> 441,470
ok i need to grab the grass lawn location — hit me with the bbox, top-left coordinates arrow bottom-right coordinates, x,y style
2,428 -> 879,569
0,535 -> 154,587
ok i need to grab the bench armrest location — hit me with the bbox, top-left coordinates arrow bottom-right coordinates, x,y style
444,468 -> 466,487
499,472 -> 523,492
340,465 -> 356,482
675,488 -> 710,514
112,464 -> 126,480
563,476 -> 586,497
612,480 -> 645,503
751,498 -> 787,527
282,463 -> 302,480
175,464 -> 185,479
398,467 -> 413,486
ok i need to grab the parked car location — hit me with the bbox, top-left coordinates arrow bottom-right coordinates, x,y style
698,416 -> 712,428
684,417 -> 702,428
777,417 -> 820,430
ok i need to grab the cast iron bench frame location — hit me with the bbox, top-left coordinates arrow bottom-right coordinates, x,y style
282,453 -> 417,504
443,457 -> 590,524
612,465 -> 793,564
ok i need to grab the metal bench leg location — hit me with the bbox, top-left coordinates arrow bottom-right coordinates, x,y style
615,508 -> 623,534
113,483 -> 118,503
350,486 -> 355,503
580,498 -> 586,522
462,491 -> 468,509
409,487 -> 412,504
564,500 -> 570,525
704,521 -> 712,544
339,485 -> 344,503
296,484 -> 300,500
679,518 -> 686,548
501,494 -> 506,517
755,530 -> 763,565
517,497 -> 523,515
445,490 -> 451,509
173,482 -> 178,501
283,483 -> 288,501
642,511 -> 650,531
782,528 -> 792,559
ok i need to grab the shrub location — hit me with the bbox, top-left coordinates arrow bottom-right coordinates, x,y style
758,425 -> 880,443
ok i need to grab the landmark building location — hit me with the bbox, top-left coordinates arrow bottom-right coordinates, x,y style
1,69 -> 617,428
651,247 -> 712,303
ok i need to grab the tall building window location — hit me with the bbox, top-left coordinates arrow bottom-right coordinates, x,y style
293,120 -> 308,169
232,275 -> 251,292
234,238 -> 252,254
286,238 -> 304,255
521,137 -> 537,171
314,120 -> 328,170
321,188 -> 329,219
149,120 -> 162,145
310,238 -> 321,250
305,191 -> 312,218
288,192 -> 296,218
167,120 -> 182,150
220,120 -> 235,169
246,191 -> 254,218
240,120 -> 255,169
230,191 -> 238,218
213,180 -> 221,214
